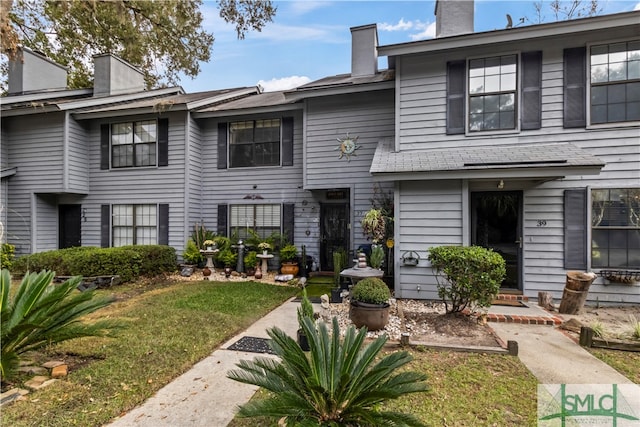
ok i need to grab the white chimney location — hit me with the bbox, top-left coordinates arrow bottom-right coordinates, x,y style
351,24 -> 378,77
93,54 -> 145,96
435,0 -> 474,38
7,48 -> 68,95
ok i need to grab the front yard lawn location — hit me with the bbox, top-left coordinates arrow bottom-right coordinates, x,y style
2,279 -> 298,427
588,348 -> 640,383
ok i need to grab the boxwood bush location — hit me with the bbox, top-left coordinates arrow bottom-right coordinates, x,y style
428,245 -> 505,314
11,245 -> 176,283
350,277 -> 391,305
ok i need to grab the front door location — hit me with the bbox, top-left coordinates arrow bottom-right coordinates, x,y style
320,203 -> 350,271
59,205 -> 82,249
471,192 -> 522,289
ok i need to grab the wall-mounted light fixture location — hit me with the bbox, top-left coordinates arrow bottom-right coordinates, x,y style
82,208 -> 87,222
497,180 -> 504,189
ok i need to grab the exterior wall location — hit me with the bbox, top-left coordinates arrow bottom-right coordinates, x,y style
35,194 -> 58,252
67,116 -> 90,193
80,111 -> 187,253
186,115 -> 203,247
394,31 -> 640,303
305,90 -> 396,252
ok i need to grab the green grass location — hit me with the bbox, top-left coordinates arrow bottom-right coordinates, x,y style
228,347 -> 539,427
2,279 -> 298,427
588,348 -> 640,383
300,282 -> 334,298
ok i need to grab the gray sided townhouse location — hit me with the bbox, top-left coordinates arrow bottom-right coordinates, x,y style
1,2 -> 639,304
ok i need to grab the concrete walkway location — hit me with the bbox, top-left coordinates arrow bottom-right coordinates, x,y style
106,298 -> 303,427
106,298 -> 634,427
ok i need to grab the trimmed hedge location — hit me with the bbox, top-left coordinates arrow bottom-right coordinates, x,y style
12,245 -> 177,283
428,245 -> 506,314
350,277 -> 391,305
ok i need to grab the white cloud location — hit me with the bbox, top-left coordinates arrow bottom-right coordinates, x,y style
634,2 -> 640,10
409,21 -> 436,40
258,75 -> 312,92
379,18 -> 414,32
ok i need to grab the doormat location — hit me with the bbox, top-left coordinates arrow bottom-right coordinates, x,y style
227,336 -> 276,355
491,299 -> 528,307
292,296 -> 322,303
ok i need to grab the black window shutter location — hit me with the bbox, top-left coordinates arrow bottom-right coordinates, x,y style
217,122 -> 228,169
282,117 -> 294,166
446,60 -> 466,135
100,124 -> 110,170
217,204 -> 228,236
282,203 -> 295,244
563,47 -> 587,128
158,118 -> 169,167
521,51 -> 542,130
101,205 -> 110,247
158,204 -> 169,245
564,189 -> 587,270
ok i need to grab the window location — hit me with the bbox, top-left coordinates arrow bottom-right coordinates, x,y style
229,119 -> 281,168
230,204 -> 281,239
591,188 -> 640,269
468,55 -> 517,132
111,120 -> 157,168
112,204 -> 157,246
590,41 -> 640,124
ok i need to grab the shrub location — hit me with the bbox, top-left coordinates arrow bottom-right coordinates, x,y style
244,251 -> 258,269
428,245 -> 506,314
183,238 -> 204,265
218,248 -> 237,267
191,222 -> 216,250
1,269 -> 120,380
1,243 -> 15,269
369,244 -> 385,269
351,277 -> 391,305
121,245 -> 177,276
279,244 -> 298,263
12,247 -> 95,276
228,317 -> 428,426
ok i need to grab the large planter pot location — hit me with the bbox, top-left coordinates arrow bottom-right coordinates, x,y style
349,301 -> 390,331
281,262 -> 299,276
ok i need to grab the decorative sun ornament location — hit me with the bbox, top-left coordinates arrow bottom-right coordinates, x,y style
335,133 -> 361,161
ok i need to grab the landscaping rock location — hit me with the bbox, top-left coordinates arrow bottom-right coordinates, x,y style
1,388 -> 29,406
24,376 -> 50,391
16,366 -> 48,375
51,364 -> 68,378
42,360 -> 66,369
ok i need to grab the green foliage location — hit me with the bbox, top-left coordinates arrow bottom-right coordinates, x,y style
0,269 -> 119,380
369,244 -> 385,269
244,251 -> 258,269
279,244 -> 298,263
2,0 -> 276,89
183,238 -> 204,265
351,277 -> 391,305
1,243 -> 15,269
361,208 -> 386,243
333,251 -> 343,287
590,320 -> 605,338
630,315 -> 640,340
228,316 -> 428,426
191,222 -> 217,250
218,248 -> 237,267
297,288 -> 314,327
428,245 -> 506,314
120,245 -> 177,276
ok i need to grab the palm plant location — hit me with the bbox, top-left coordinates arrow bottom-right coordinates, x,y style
227,316 -> 428,426
1,269 -> 119,380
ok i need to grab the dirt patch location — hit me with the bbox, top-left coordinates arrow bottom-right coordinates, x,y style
558,305 -> 640,341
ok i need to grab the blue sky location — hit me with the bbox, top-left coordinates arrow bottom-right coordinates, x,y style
179,0 -> 640,93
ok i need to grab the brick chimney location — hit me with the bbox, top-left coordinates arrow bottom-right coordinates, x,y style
7,48 -> 68,95
435,0 -> 474,38
351,24 -> 378,77
93,54 -> 145,96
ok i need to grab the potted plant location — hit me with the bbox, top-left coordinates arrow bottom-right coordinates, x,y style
257,242 -> 271,255
369,245 -> 385,270
349,277 -> 391,331
183,238 -> 204,266
244,251 -> 258,276
279,244 -> 299,276
218,248 -> 237,277
203,239 -> 215,251
297,288 -> 314,351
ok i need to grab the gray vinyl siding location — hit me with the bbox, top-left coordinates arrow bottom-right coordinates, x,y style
395,180 -> 463,300
305,91 -> 396,253
395,34 -> 640,303
35,194 -> 58,252
67,116 -> 89,193
187,116 -> 203,246
80,112 -> 187,251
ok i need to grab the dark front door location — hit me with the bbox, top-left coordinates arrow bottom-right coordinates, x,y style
471,191 -> 522,289
59,205 -> 82,249
320,203 -> 350,271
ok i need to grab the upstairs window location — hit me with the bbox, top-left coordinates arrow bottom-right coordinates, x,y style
590,41 -> 640,124
111,120 -> 157,168
591,188 -> 640,269
468,55 -> 518,132
229,119 -> 281,168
